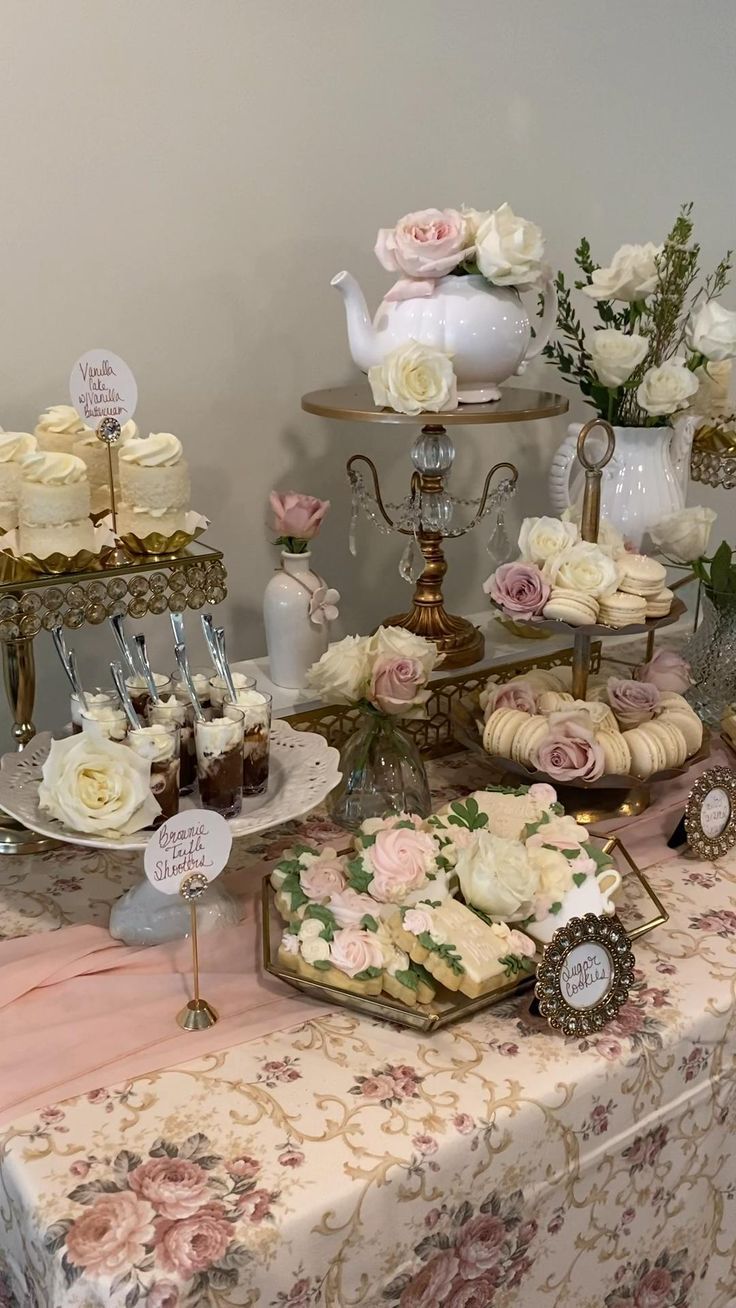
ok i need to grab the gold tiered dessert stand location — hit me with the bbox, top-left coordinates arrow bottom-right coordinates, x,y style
302,384 -> 568,669
0,541 -> 227,853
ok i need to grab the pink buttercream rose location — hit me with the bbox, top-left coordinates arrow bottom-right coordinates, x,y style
148,1284 -> 180,1308
327,888 -> 378,928
635,649 -> 692,694
154,1202 -> 231,1277
528,782 -> 558,807
367,828 -> 437,901
370,656 -> 427,716
505,927 -> 538,959
484,679 -> 538,716
269,491 -> 330,542
607,677 -> 660,728
299,855 -> 346,901
129,1158 -> 211,1221
402,906 -> 434,935
66,1191 -> 155,1276
483,561 -> 550,619
329,927 -> 383,977
534,720 -> 605,782
376,208 -> 472,302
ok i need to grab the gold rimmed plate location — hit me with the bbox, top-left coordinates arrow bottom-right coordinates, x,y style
489,596 -> 686,639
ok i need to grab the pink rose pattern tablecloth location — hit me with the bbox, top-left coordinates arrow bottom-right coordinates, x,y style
0,750 -> 735,1307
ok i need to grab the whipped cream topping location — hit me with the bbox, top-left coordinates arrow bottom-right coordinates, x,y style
223,689 -> 269,730
0,432 -> 37,463
196,716 -> 242,756
35,405 -> 87,437
148,695 -> 188,725
119,433 -> 182,467
173,670 -> 213,702
20,451 -> 87,485
127,724 -> 177,763
120,420 -> 139,443
82,702 -> 126,725
125,672 -> 171,691
210,672 -> 252,693
75,420 -> 137,450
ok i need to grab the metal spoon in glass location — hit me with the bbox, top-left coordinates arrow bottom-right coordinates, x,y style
174,643 -> 206,723
133,632 -> 161,706
109,614 -> 137,678
110,662 -> 143,731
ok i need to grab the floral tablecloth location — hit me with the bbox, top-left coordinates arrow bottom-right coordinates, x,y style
1,751 -> 735,1308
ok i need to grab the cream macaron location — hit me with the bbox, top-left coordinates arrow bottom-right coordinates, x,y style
596,729 -> 632,776
598,591 -> 647,628
624,724 -> 668,778
656,691 -> 693,714
617,554 -> 667,598
509,669 -> 567,693
646,719 -> 688,768
483,707 -> 529,759
537,691 -> 575,714
542,589 -> 598,626
657,708 -> 703,756
645,588 -> 674,618
511,714 -> 550,767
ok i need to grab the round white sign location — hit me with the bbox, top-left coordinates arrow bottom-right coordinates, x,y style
143,809 -> 232,896
700,786 -> 731,839
69,349 -> 138,429
559,942 -> 613,1011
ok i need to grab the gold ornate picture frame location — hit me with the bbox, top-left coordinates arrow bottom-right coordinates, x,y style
535,913 -> 635,1038
685,765 -> 736,860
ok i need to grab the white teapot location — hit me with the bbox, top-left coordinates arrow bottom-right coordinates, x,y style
333,270 -> 557,403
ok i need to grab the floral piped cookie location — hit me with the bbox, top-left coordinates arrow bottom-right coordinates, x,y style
390,899 -> 536,998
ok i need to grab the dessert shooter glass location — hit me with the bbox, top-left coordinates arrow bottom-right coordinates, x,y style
172,666 -> 216,714
194,708 -> 245,818
147,697 -> 196,794
223,690 -> 272,795
125,673 -> 173,719
127,723 -> 181,822
71,689 -> 118,734
208,672 -> 256,717
80,704 -> 129,743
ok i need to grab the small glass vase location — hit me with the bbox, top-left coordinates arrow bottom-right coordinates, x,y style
683,587 -> 736,726
329,710 -> 431,831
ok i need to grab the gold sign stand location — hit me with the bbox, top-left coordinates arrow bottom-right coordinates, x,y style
96,416 -> 129,567
177,872 -> 218,1031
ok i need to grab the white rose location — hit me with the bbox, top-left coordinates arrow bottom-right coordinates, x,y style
455,831 -> 538,921
582,243 -> 661,302
300,934 -> 331,965
370,625 -> 442,677
368,340 -> 457,417
689,360 -> 732,419
542,541 -> 620,598
527,845 -> 574,899
306,634 -> 372,704
561,507 -> 625,559
38,732 -> 160,837
686,300 -> 736,362
636,360 -> 699,417
280,930 -> 300,955
518,515 -> 578,565
460,206 -> 491,242
475,203 -> 545,289
649,505 -> 717,562
589,329 -> 649,387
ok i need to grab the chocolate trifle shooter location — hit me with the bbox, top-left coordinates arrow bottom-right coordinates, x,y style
194,709 -> 245,817
127,722 -> 181,822
148,696 -> 196,794
223,689 -> 272,795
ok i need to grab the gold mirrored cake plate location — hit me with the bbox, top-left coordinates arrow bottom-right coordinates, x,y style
117,526 -> 206,560
262,837 -> 667,1032
489,596 -> 686,640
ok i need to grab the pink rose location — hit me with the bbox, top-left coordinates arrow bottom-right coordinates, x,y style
634,1267 -> 674,1308
454,1113 -> 475,1134
155,1202 -> 231,1276
299,855 -> 346,901
70,1160 -> 90,1178
270,491 -> 330,542
376,208 -> 472,302
148,1284 -> 180,1308
329,927 -> 383,977
66,1191 -> 155,1276
226,1155 -> 260,1180
483,561 -> 550,619
506,928 -> 537,959
446,1276 -> 502,1308
528,782 -> 558,807
484,680 -> 538,716
278,1148 -> 305,1168
367,828 -> 437,901
534,720 -> 605,782
456,1214 -> 507,1278
129,1158 -> 211,1221
607,677 -> 660,728
327,888 -> 378,928
359,1074 -> 398,1102
369,656 -> 426,716
412,1133 -> 437,1155
635,649 -> 692,694
238,1188 -> 275,1223
402,906 -> 434,935
399,1250 -> 460,1308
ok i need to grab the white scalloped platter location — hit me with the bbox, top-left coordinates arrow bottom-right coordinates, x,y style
0,721 -> 341,852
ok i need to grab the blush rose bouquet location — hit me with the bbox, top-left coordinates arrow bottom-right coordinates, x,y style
269,491 -> 330,553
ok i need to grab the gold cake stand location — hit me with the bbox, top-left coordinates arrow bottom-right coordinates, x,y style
302,384 -> 568,669
0,540 -> 227,853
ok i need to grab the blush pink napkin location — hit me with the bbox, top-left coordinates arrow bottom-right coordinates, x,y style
0,889 -> 318,1127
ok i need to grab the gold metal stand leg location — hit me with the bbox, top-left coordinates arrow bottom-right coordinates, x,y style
0,635 -> 57,854
384,519 -> 484,669
571,633 -> 591,701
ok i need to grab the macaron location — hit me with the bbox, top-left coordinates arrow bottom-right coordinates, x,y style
510,669 -> 567,692
617,554 -> 667,597
511,714 -> 550,766
657,691 -> 693,714
596,729 -> 632,776
645,588 -> 674,619
646,719 -> 688,768
542,588 -> 598,626
575,699 -> 619,733
537,691 -> 575,715
657,708 -> 703,756
483,707 -> 529,759
624,725 -> 668,779
598,591 -> 647,628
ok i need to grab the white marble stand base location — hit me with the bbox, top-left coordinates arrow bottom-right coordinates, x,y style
108,877 -> 240,946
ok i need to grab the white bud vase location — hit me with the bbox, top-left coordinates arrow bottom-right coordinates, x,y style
263,551 -> 329,689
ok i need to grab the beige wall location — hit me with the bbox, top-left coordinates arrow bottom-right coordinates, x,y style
1,0 -> 734,740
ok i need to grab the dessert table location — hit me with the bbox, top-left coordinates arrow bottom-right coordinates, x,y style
1,751 -> 735,1308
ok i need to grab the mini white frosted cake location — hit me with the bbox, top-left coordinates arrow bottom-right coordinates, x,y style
0,432 -> 37,532
119,432 -> 190,514
34,405 -> 89,455
116,507 -> 187,537
73,421 -> 138,515
18,452 -> 94,557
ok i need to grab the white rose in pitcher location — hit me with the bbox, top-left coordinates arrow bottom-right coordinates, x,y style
589,329 -> 649,387
649,505 -> 717,563
686,300 -> 736,362
306,634 -> 371,703
582,243 -> 661,302
636,359 -> 699,416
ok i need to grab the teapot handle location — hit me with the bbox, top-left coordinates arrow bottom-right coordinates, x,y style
548,428 -> 581,515
520,272 -> 558,363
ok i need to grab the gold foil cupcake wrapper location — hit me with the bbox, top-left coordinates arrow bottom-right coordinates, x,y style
104,511 -> 209,558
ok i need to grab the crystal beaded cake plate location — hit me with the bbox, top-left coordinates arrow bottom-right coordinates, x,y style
0,721 -> 341,852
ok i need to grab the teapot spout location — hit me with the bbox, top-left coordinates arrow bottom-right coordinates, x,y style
331,270 -> 380,371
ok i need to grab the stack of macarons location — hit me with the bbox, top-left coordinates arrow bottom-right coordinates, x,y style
544,554 -> 673,629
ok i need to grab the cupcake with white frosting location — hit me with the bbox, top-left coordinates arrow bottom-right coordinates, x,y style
18,451 -> 94,558
0,432 -> 37,533
34,405 -> 89,456
117,432 -> 190,538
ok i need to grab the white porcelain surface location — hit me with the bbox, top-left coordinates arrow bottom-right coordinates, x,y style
0,721 -> 341,852
549,418 -> 695,548
263,551 -> 329,689
526,866 -> 623,945
333,270 -> 557,402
